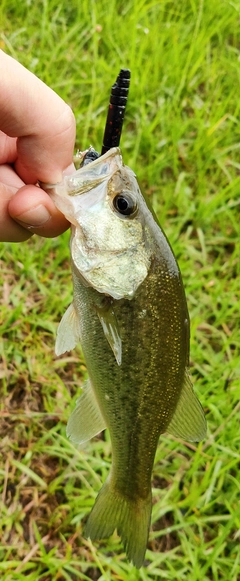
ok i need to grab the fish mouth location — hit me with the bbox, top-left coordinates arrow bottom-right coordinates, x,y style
39,148 -> 122,195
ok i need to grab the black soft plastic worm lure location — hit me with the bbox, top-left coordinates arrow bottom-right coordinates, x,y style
81,68 -> 130,166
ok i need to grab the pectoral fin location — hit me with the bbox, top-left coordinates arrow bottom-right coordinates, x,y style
67,379 -> 106,444
55,303 -> 80,356
166,372 -> 207,442
97,306 -> 122,366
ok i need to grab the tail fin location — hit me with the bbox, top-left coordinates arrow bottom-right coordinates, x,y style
85,477 -> 152,568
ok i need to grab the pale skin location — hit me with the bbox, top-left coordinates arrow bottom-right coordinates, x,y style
0,50 -> 76,242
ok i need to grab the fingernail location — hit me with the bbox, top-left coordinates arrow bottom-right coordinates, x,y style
16,205 -> 51,227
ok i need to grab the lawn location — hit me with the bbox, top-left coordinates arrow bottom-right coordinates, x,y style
0,0 -> 240,579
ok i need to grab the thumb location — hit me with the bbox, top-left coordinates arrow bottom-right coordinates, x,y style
0,50 -> 76,184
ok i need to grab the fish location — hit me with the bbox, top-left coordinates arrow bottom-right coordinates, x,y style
43,146 -> 206,567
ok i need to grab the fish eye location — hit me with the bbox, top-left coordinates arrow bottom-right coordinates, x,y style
113,193 -> 137,217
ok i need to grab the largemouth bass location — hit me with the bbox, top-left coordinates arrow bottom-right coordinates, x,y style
44,147 -> 206,567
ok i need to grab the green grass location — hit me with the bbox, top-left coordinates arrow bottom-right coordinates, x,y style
0,0 -> 240,579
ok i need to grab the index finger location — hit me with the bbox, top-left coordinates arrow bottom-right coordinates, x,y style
0,50 -> 76,184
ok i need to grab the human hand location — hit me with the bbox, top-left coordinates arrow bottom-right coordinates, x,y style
0,50 -> 76,242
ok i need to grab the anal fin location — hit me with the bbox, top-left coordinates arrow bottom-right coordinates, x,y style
166,371 -> 207,442
67,379 -> 106,444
